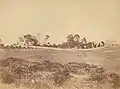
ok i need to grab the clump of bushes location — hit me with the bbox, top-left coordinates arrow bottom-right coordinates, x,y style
107,72 -> 120,89
52,68 -> 70,86
65,62 -> 105,75
0,57 -> 69,88
88,72 -> 120,89
0,57 -> 120,89
89,73 -> 107,83
0,70 -> 15,84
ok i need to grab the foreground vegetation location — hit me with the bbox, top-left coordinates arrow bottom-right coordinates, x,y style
0,57 -> 119,89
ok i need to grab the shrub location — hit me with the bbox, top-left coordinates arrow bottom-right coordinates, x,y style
107,72 -> 120,89
52,69 -> 70,86
0,71 -> 15,84
89,73 -> 107,83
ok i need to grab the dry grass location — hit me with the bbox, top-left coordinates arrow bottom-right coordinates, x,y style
0,83 -> 28,89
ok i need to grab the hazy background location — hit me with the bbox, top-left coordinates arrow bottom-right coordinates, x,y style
0,0 -> 119,44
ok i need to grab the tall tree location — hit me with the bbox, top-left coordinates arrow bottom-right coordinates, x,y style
73,34 -> 80,42
31,36 -> 38,46
66,34 -> 74,42
24,34 -> 32,46
73,34 -> 81,48
66,34 -> 74,48
81,37 -> 87,44
44,35 -> 50,45
23,34 -> 38,46
101,41 -> 105,46
36,33 -> 41,44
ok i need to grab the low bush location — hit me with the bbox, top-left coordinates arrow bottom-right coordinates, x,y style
52,69 -> 70,86
0,70 -> 15,84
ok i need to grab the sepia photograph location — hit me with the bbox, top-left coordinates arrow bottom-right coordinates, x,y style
0,0 -> 120,89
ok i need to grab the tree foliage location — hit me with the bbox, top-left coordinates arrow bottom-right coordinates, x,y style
59,33 -> 105,49
23,34 -> 38,46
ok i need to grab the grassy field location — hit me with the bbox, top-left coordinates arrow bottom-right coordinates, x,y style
0,45 -> 120,89
1,46 -> 120,71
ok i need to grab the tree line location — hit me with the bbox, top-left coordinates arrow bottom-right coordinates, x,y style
57,34 -> 105,49
0,33 -> 105,49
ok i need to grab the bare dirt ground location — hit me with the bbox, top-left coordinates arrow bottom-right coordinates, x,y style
0,45 -> 120,89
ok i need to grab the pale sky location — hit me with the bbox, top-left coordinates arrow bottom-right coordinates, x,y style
0,0 -> 120,44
